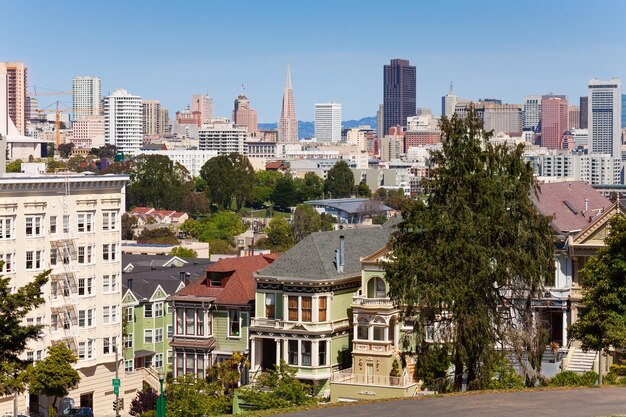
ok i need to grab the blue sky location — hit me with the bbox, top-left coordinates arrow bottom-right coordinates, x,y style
2,0 -> 625,121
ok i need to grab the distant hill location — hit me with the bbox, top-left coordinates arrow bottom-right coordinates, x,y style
258,116 -> 376,140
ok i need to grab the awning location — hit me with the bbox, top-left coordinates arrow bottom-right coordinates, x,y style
134,349 -> 156,358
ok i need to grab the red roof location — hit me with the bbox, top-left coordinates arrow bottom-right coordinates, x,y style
171,211 -> 186,218
532,181 -> 611,235
174,254 -> 280,305
131,207 -> 154,215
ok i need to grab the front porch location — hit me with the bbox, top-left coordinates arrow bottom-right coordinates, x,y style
330,367 -> 419,402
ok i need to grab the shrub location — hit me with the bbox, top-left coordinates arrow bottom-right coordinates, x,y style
548,370 -> 598,387
485,357 -> 525,390
580,371 -> 599,386
208,239 -> 237,255
604,371 -> 618,385
609,364 -> 626,376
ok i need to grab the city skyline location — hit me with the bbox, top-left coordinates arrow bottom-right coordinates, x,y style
1,0 -> 626,122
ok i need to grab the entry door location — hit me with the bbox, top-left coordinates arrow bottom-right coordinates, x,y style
366,363 -> 374,384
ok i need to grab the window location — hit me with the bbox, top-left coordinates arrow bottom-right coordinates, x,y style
78,340 -> 94,360
51,281 -> 59,298
154,353 -> 163,369
209,273 -> 222,287
167,324 -> 173,338
102,245 -> 109,261
375,277 -> 386,298
78,309 -> 94,328
124,334 -> 133,349
36,350 -> 43,361
144,304 -> 153,318
51,314 -> 59,330
288,340 -> 298,365
318,341 -> 327,366
288,296 -> 298,321
186,354 -> 194,375
154,302 -> 164,318
0,217 -> 14,239
0,253 -> 14,273
25,216 -> 43,236
185,308 -> 195,335
373,326 -> 385,341
77,246 -> 94,264
103,211 -> 118,231
78,277 -> 94,296
27,351 -> 34,362
196,355 -> 204,379
176,352 -> 184,376
78,342 -> 85,360
318,297 -> 327,322
103,306 -> 110,324
196,311 -> 204,336
357,324 -> 368,340
49,216 -> 57,234
144,329 -> 153,344
301,297 -> 312,322
125,307 -> 134,322
63,215 -> 70,233
26,250 -> 43,270
167,350 -> 173,364
125,360 -> 133,372
176,308 -> 184,335
111,306 -> 118,323
103,244 -> 117,262
229,310 -> 240,337
301,341 -> 312,366
103,338 -> 110,354
50,249 -> 57,266
77,213 -> 94,232
155,328 -> 163,343
87,340 -> 94,359
265,293 -> 276,319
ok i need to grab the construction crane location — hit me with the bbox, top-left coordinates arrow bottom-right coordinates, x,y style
30,87 -> 72,146
39,101 -> 72,146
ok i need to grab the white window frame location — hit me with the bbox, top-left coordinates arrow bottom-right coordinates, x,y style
0,253 -> 14,273
154,302 -> 164,318
125,306 -> 134,322
77,212 -> 94,233
124,333 -> 133,349
144,329 -> 153,344
25,215 -> 43,237
144,303 -> 153,318
49,216 -> 57,235
103,306 -> 110,324
155,328 -> 163,343
228,309 -> 241,338
124,360 -> 133,372
0,217 -> 14,239
103,211 -> 118,231
26,250 -> 43,270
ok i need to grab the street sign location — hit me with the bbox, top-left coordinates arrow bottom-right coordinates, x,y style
113,386 -> 119,396
112,378 -> 120,388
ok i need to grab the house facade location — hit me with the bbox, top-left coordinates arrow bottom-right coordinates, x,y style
167,254 -> 278,379
249,226 -> 393,396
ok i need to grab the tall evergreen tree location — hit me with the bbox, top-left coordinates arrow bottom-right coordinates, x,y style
385,109 -> 554,390
324,160 -> 354,198
201,153 -> 255,211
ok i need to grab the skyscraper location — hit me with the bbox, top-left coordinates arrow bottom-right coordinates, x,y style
540,95 -> 568,149
568,105 -> 581,130
142,100 -> 162,135
314,103 -> 342,142
588,78 -> 622,157
72,76 -> 101,122
278,64 -> 298,142
383,59 -> 416,134
522,96 -> 541,131
579,96 -> 588,129
233,95 -> 258,135
104,89 -> 142,155
441,82 -> 457,118
191,94 -> 213,125
622,94 -> 626,128
376,104 -> 383,142
1,62 -> 28,135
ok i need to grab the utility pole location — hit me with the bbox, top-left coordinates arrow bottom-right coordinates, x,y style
115,346 -> 120,417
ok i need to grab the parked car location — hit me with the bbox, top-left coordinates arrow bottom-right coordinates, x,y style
65,407 -> 94,417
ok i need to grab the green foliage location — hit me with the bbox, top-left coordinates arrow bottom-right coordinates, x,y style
390,359 -> 401,378
414,344 -> 451,392
296,172 -> 324,201
609,364 -> 626,376
122,213 -> 138,240
271,174 -> 298,211
207,352 -> 249,397
291,204 -> 321,243
249,171 -> 283,209
548,370 -> 598,387
201,153 -> 255,211
58,143 -> 74,158
90,144 -> 117,159
355,181 -> 372,198
136,227 -> 179,245
484,356 -> 525,390
127,155 -> 191,210
165,374 -> 230,417
140,410 -> 156,417
385,108 -> 555,391
264,216 -> 293,252
208,239 -> 237,255
324,160 -> 354,198
168,246 -> 198,258
6,159 -> 22,173
320,212 -> 335,231
569,216 -> 626,353
372,214 -> 388,225
180,212 -> 245,244
238,361 -> 317,410
383,189 -> 409,210
129,387 -> 157,416
28,343 -> 81,409
0,268 -> 50,395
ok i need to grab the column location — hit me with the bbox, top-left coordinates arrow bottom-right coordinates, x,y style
250,338 -> 256,370
562,310 -> 568,347
283,339 -> 289,363
275,339 -> 281,367
312,341 -> 319,367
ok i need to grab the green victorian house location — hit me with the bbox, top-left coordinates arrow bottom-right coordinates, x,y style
250,225 -> 393,397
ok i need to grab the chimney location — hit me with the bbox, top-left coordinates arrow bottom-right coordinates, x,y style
127,278 -> 133,291
337,235 -> 345,273
179,271 -> 185,283
185,272 -> 191,286
584,198 -> 589,213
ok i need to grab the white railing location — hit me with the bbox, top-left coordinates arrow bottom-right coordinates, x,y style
250,318 -> 282,329
142,366 -> 162,390
331,367 -> 414,388
352,296 -> 394,307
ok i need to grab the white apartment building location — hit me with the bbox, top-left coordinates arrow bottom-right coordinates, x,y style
198,122 -> 247,155
314,103 -> 342,143
523,96 -> 541,131
0,172 -> 142,417
71,115 -> 105,149
524,150 -> 622,185
142,100 -> 162,135
588,78 -> 622,157
104,89 -> 143,156
72,77 -> 101,122
138,149 -> 218,177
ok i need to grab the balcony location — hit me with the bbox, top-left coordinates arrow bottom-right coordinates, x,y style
251,317 -> 282,329
250,318 -> 351,333
331,367 -> 415,388
353,340 -> 393,354
352,295 -> 394,309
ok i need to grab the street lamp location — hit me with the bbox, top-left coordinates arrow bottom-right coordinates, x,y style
156,368 -> 166,417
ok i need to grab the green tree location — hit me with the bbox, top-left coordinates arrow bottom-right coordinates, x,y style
90,144 -> 117,159
165,374 -> 230,417
249,171 -> 282,209
207,352 -> 248,397
129,387 -> 157,416
355,181 -> 372,198
385,109 -> 554,391
127,155 -> 191,210
271,174 -> 298,211
28,343 -> 81,412
569,215 -> 626,354
6,159 -> 22,173
122,213 -> 138,240
57,143 -> 74,158
324,160 -> 354,198
168,246 -> 198,258
0,269 -> 50,395
296,172 -> 324,201
136,227 -> 179,245
320,212 -> 335,231
264,216 -> 293,251
180,212 -> 245,244
200,153 -> 254,211
291,204 -> 321,243
238,360 -> 316,410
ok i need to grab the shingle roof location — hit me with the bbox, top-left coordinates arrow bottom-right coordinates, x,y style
305,198 -> 393,215
173,254 -> 280,305
531,181 -> 612,236
255,226 -> 392,282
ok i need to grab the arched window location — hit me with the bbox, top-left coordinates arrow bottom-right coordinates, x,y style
367,277 -> 387,298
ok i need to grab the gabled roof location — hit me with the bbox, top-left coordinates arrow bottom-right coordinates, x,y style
173,254 -> 280,305
131,207 -> 154,215
531,181 -> 611,237
571,200 -> 626,246
255,226 -> 392,282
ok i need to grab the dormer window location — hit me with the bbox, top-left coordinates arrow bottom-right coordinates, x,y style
209,272 -> 224,287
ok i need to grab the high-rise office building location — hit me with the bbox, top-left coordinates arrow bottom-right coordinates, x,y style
104,89 -> 142,155
622,94 -> 626,128
588,78 -> 622,157
383,59 -> 416,134
142,100 -> 162,135
314,103 -> 342,143
72,76 -> 101,122
522,96 -> 541,131
233,95 -> 258,135
441,82 -> 457,118
278,64 -> 298,142
376,104 -> 383,141
160,108 -> 170,134
579,96 -> 588,129
540,95 -> 569,149
478,102 -> 522,134
568,105 -> 581,130
1,62 -> 28,135
191,94 -> 213,125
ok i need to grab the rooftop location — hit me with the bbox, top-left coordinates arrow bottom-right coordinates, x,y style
305,198 -> 393,215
